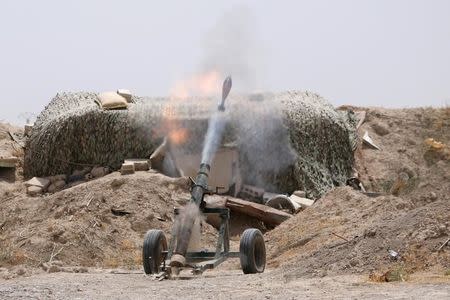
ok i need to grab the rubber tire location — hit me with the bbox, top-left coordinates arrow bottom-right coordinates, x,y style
142,229 -> 167,274
239,228 -> 266,274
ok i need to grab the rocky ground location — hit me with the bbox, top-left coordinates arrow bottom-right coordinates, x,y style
1,270 -> 449,300
0,106 -> 449,299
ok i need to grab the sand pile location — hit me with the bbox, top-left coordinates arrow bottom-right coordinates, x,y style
353,106 -> 450,202
267,187 -> 449,277
0,171 -> 221,270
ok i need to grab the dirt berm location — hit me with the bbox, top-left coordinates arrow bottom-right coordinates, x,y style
1,106 -> 449,280
267,106 -> 450,278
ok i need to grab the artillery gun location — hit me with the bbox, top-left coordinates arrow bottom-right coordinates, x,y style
142,77 -> 266,278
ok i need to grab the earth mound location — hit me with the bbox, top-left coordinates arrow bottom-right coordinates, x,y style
267,106 -> 450,277
0,171 -> 221,270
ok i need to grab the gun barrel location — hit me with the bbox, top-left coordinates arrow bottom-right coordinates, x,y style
190,163 -> 210,206
170,76 -> 232,268
170,164 -> 210,267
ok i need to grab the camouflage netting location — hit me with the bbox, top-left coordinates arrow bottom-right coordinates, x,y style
25,91 -> 357,198
25,92 -> 163,177
226,91 -> 357,198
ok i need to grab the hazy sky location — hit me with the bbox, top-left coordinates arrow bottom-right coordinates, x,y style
1,0 -> 449,124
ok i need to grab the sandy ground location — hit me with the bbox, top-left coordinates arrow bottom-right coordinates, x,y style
1,269 -> 449,300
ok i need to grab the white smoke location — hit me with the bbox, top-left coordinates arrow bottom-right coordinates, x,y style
200,5 -> 265,92
201,112 -> 227,165
173,202 -> 205,252
230,94 -> 298,191
198,7 -> 295,191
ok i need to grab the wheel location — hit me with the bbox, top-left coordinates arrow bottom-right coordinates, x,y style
142,229 -> 167,274
239,228 -> 266,274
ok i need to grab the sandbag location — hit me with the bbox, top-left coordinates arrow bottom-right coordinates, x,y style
96,92 -> 128,110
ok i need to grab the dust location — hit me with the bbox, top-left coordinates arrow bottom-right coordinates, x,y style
200,5 -> 265,92
201,112 -> 227,165
172,202 -> 206,254
230,95 -> 297,191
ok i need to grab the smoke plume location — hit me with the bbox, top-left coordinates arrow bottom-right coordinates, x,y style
198,7 -> 295,190
173,202 -> 205,252
201,112 -> 227,164
230,94 -> 297,192
200,5 -> 265,92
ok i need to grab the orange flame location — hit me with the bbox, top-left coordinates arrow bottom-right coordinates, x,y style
159,70 -> 221,146
170,71 -> 221,99
168,128 -> 189,145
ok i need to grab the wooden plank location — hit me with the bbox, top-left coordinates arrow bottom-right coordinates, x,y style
224,197 -> 291,226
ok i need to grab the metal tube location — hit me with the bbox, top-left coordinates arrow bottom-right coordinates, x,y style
169,76 -> 231,268
170,164 -> 210,267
